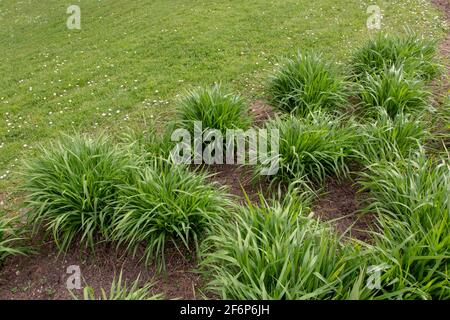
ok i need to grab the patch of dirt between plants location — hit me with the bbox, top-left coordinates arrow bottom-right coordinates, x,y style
433,0 -> 450,21
205,164 -> 272,204
250,99 -> 275,126
431,0 -> 450,98
430,0 -> 450,148
312,179 -> 375,242
0,237 -> 203,300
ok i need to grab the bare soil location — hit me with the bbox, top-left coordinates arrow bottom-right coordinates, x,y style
312,179 -> 374,241
250,99 -> 276,126
433,0 -> 450,21
206,164 -> 272,204
0,238 -> 201,300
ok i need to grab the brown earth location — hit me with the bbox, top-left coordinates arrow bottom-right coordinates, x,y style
433,0 -> 450,21
312,178 -> 374,242
250,99 -> 276,126
205,164 -> 271,204
0,237 -> 201,300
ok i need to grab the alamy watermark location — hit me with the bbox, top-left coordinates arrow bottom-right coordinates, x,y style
65,4 -> 381,31
366,264 -> 390,290
367,5 -> 382,30
66,265 -> 81,290
170,122 -> 280,175
67,5 -> 81,30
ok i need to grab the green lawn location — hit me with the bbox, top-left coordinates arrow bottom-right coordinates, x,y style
0,0 -> 446,192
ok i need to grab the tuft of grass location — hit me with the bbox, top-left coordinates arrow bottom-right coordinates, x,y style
359,152 -> 450,299
267,52 -> 348,116
22,134 -> 138,250
177,85 -> 251,133
0,211 -> 26,263
118,125 -> 176,161
357,65 -> 430,118
260,112 -> 357,185
355,108 -> 429,165
74,272 -> 163,300
350,33 -> 441,81
112,158 -> 231,271
200,193 -> 363,300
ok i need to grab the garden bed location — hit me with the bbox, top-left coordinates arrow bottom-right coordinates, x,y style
0,0 -> 449,300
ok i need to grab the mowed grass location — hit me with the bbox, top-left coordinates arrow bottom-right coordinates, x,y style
0,0 -> 446,192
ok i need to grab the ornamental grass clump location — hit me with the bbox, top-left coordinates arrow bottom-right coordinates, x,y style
23,134 -> 138,250
359,152 -> 450,299
355,108 -> 429,164
350,33 -> 440,81
177,85 -> 251,133
268,52 -> 348,116
259,112 -> 357,185
201,194 -> 364,299
112,158 -> 231,271
357,65 -> 430,118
